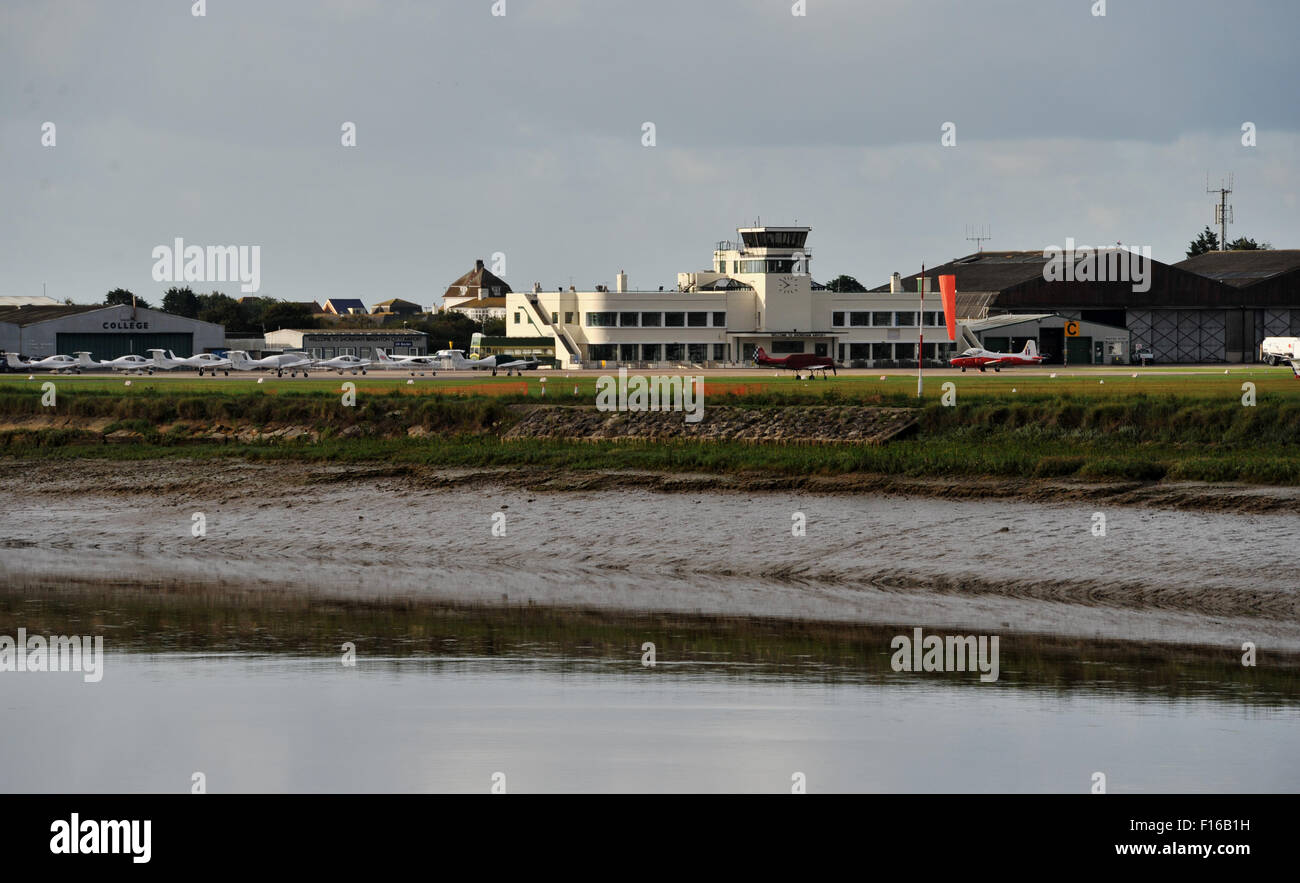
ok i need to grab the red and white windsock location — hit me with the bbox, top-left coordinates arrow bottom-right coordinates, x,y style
939,275 -> 957,342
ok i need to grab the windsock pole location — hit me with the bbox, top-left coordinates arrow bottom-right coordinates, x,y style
917,265 -> 925,397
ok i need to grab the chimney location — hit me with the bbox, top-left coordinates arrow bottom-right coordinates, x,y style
616,270 -> 628,293
475,258 -> 484,271
890,272 -> 902,293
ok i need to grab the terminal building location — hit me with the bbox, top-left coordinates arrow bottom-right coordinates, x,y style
505,226 -> 963,368
0,303 -> 224,360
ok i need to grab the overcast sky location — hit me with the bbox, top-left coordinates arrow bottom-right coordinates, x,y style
3,0 -> 1298,307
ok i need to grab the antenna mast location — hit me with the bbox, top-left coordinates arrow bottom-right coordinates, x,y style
965,225 -> 990,253
1207,173 -> 1233,250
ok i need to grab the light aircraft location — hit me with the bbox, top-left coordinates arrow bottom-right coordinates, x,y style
311,354 -> 372,375
227,350 -> 315,377
436,349 -> 536,376
373,348 -> 438,375
753,346 -> 837,379
950,340 -> 1047,373
148,349 -> 232,375
4,352 -> 80,373
74,352 -> 155,374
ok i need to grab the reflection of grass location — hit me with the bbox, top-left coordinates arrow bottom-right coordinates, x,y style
3,384 -> 1300,484
4,586 -> 1296,705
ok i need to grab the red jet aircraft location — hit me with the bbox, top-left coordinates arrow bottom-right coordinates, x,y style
753,346 -> 837,379
950,339 -> 1046,372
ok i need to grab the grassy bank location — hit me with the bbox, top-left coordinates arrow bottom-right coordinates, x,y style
2,380 -> 1299,484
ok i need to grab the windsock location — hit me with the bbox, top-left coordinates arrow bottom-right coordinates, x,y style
939,275 -> 957,342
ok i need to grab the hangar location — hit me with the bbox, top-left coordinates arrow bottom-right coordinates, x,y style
875,249 -> 1299,363
0,304 -> 225,361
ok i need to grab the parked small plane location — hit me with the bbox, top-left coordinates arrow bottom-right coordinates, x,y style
74,352 -> 155,374
372,348 -> 438,375
4,352 -> 80,373
228,350 -> 315,377
148,349 -> 232,375
312,354 -> 372,375
437,349 -> 536,376
950,340 -> 1047,372
753,346 -> 837,379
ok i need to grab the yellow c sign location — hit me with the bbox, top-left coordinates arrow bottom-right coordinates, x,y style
1065,320 -> 1080,338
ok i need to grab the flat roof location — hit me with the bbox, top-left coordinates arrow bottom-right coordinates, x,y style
274,328 -> 428,336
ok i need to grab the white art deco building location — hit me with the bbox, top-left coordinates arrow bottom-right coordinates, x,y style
505,226 -> 958,367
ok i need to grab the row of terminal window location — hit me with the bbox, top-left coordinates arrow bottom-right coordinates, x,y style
587,343 -> 730,362
584,311 -> 727,328
832,311 -> 946,328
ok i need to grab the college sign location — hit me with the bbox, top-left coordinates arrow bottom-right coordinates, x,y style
102,320 -> 151,330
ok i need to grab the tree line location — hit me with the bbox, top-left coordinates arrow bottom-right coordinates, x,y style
101,287 -> 501,351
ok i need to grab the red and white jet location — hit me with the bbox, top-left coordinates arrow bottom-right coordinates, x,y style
950,340 -> 1046,372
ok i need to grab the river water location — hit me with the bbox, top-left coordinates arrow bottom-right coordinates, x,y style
1,468 -> 1297,792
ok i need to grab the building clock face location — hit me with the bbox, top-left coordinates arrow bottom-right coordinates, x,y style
778,276 -> 795,292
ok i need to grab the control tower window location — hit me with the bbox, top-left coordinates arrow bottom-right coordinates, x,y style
740,230 -> 809,249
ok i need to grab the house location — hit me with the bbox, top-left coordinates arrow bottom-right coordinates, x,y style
322,298 -> 368,316
371,298 -> 423,316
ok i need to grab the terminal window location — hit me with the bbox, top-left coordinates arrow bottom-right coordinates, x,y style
832,312 -> 845,327
641,312 -> 662,326
712,312 -> 726,327
687,312 -> 708,327
664,312 -> 685,327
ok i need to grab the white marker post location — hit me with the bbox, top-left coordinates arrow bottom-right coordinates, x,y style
917,265 -> 925,397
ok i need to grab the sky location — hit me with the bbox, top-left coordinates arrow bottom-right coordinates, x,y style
3,0 -> 1298,307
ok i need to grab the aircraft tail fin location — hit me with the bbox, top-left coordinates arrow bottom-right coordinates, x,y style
74,351 -> 97,367
227,350 -> 251,368
5,352 -> 25,368
374,348 -> 392,363
1023,339 -> 1039,358
754,347 -> 767,361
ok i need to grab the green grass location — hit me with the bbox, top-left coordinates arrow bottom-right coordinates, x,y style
2,371 -> 1298,484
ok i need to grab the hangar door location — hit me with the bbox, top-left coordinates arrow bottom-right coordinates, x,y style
56,332 -> 193,360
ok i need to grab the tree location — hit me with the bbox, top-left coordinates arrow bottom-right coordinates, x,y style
1186,227 -> 1220,257
161,286 -> 200,318
197,291 -> 245,332
262,301 -> 318,330
105,288 -> 150,309
825,274 -> 867,293
481,316 -> 506,336
1225,236 -> 1272,251
411,311 -> 482,352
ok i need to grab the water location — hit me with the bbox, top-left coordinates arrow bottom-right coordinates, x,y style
3,652 -> 1295,793
2,471 -> 1298,792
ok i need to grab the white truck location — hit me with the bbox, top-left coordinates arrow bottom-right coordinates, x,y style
1260,337 -> 1300,366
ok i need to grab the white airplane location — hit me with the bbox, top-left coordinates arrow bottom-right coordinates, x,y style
4,352 -> 80,373
227,350 -> 315,377
74,352 -> 155,374
311,354 -> 372,374
372,348 -> 438,375
436,349 -> 537,376
147,349 -> 232,375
